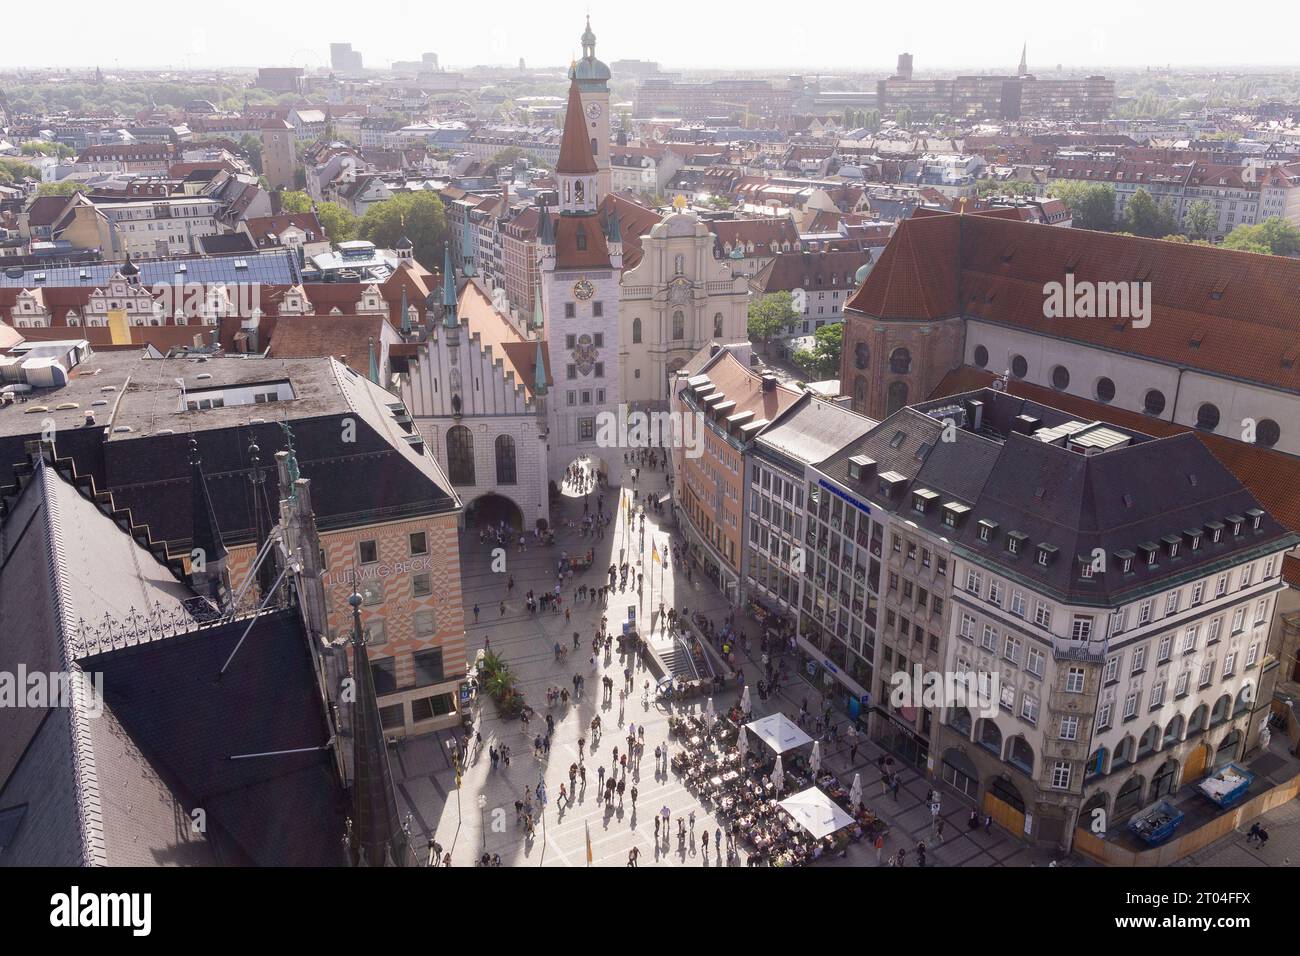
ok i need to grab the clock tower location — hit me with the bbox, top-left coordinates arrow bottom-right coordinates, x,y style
538,78 -> 624,486
569,16 -> 611,199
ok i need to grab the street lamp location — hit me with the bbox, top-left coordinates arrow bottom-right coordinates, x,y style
478,794 -> 488,852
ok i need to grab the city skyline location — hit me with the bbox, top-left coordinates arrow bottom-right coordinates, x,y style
7,0 -> 1300,71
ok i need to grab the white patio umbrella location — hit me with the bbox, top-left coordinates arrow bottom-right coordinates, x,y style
771,755 -> 785,794
810,741 -> 822,775
737,725 -> 749,756
849,773 -> 863,810
740,685 -> 752,716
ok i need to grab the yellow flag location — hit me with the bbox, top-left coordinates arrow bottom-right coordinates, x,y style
652,542 -> 661,564
585,821 -> 593,864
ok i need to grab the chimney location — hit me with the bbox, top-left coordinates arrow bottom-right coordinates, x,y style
760,374 -> 777,392
709,343 -> 721,357
502,182 -> 510,212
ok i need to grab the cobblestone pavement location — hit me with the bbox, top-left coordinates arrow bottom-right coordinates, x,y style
391,464 -> 1083,867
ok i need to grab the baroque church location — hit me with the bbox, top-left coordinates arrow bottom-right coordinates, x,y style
401,19 -> 750,531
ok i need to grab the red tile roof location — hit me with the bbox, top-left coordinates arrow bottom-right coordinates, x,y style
552,214 -> 612,270
557,80 -> 597,176
850,211 -> 1300,392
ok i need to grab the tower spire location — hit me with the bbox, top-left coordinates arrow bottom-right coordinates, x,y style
1018,42 -> 1028,76
442,245 -> 458,329
345,591 -> 416,867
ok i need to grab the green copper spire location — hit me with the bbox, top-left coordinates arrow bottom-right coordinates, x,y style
442,245 -> 458,329
367,336 -> 379,385
533,338 -> 548,396
399,283 -> 410,335
532,283 -> 544,331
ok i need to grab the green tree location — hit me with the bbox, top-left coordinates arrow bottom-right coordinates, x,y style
747,291 -> 797,355
1050,180 -> 1116,231
895,108 -> 912,130
357,191 -> 448,270
36,180 -> 89,196
1222,217 -> 1300,256
1182,199 -> 1216,239
1123,188 -> 1179,238
239,133 -> 263,175
491,147 -> 525,168
863,110 -> 881,133
0,158 -> 41,183
794,321 -> 843,378
316,201 -> 358,243
279,190 -> 312,214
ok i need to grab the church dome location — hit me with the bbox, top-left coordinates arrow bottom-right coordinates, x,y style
570,57 -> 611,84
570,16 -> 611,86
854,257 -> 874,285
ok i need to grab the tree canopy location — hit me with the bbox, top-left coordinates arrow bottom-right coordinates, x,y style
748,291 -> 797,352
1221,217 -> 1300,257
357,192 -> 447,270
1049,180 -> 1116,231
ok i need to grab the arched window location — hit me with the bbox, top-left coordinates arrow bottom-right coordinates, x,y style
886,380 -> 908,415
948,707 -> 972,736
853,375 -> 867,411
495,435 -> 517,485
889,347 -> 911,375
713,312 -> 723,337
632,317 -> 642,344
446,425 -> 476,486
1007,736 -> 1034,775
672,311 -> 684,340
978,719 -> 1003,757
854,342 -> 869,370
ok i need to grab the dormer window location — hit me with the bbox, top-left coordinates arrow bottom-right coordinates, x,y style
1162,534 -> 1181,559
1036,544 -> 1058,567
912,488 -> 938,514
977,519 -> 998,543
1227,515 -> 1243,536
1139,541 -> 1159,566
942,502 -> 970,528
1079,556 -> 1094,579
1206,519 -> 1224,543
1184,529 -> 1202,551
1114,549 -> 1135,574
1007,532 -> 1028,556
1246,508 -> 1264,530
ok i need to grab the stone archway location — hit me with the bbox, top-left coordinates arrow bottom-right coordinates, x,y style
465,493 -> 525,531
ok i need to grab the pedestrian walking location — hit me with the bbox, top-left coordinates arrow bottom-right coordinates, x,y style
936,818 -> 945,842
874,833 -> 885,864
627,847 -> 639,867
916,841 -> 927,867
499,600 -> 505,616
473,604 -> 480,622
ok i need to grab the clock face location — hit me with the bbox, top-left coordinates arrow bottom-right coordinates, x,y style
573,278 -> 595,301
586,102 -> 602,120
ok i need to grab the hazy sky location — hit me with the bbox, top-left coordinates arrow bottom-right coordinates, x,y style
11,0 -> 1300,71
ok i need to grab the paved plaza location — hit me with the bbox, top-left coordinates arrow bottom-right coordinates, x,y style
389,465 -> 1291,867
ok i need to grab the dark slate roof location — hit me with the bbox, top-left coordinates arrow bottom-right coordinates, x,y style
954,430 -> 1292,605
80,608 -> 349,866
0,352 -> 459,550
